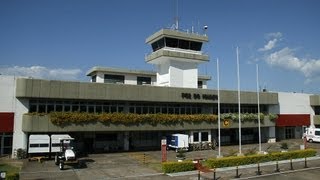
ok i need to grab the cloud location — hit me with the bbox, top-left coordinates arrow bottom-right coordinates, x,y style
266,32 -> 282,39
258,38 -> 278,52
258,32 -> 282,52
0,66 -> 82,80
265,47 -> 320,79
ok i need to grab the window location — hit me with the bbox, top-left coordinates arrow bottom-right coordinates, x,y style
39,144 -> 49,147
190,41 -> 202,51
104,74 -> 124,84
165,37 -> 178,48
315,131 -> 320,136
47,104 -> 54,113
178,39 -> 190,49
193,132 -> 199,142
315,106 -> 320,115
96,105 -> 102,113
92,75 -> 97,82
29,103 -> 38,112
55,104 -> 63,112
201,132 -> 209,142
198,81 -> 203,89
72,102 -> 79,112
80,102 -> 87,112
96,133 -> 117,141
151,38 -> 165,51
137,77 -> 151,85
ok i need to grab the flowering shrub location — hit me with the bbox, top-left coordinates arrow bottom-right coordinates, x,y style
49,112 -> 218,126
29,112 -> 278,126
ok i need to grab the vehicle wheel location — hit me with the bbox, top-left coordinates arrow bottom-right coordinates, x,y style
309,139 -> 313,143
54,156 -> 59,165
59,161 -> 64,170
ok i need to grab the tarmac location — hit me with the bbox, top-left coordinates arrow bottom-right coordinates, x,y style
1,139 -> 320,179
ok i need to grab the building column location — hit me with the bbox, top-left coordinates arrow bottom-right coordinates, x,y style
268,127 -> 276,143
123,132 -> 129,151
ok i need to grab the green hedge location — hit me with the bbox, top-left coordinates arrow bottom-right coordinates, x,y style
162,161 -> 195,173
162,149 -> 316,173
6,173 -> 19,180
205,149 -> 317,168
0,164 -> 20,180
26,112 -> 278,126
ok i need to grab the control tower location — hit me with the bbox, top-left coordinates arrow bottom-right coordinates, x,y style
145,28 -> 209,88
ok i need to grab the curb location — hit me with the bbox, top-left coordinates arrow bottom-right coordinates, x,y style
167,156 -> 320,177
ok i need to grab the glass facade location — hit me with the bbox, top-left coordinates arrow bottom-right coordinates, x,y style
137,76 -> 151,85
29,99 -> 266,115
151,37 -> 203,52
104,74 -> 124,84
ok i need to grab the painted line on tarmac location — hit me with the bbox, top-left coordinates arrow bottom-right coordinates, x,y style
232,166 -> 320,180
96,173 -> 165,179
20,169 -> 75,174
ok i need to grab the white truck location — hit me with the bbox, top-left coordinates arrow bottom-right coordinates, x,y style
167,134 -> 189,151
28,134 -> 80,170
304,127 -> 320,143
28,134 -> 50,154
167,133 -> 216,151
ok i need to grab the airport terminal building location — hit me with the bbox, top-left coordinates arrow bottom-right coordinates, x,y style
1,28 -> 320,157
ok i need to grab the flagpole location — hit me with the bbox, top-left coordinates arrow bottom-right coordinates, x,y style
236,47 -> 242,155
217,58 -> 221,157
256,64 -> 262,153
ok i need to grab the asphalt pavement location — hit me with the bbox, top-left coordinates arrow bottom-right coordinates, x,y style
14,139 -> 320,179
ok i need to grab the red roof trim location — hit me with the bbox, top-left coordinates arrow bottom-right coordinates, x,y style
276,114 -> 310,127
0,112 -> 14,132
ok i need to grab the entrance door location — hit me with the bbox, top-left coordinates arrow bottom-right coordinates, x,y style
0,133 -> 13,155
285,127 -> 295,139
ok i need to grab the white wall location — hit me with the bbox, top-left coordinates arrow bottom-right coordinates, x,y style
0,76 -> 28,157
169,60 -> 198,88
125,74 -> 137,85
278,92 -> 315,126
156,62 -> 170,86
0,76 -> 16,112
201,80 -> 208,89
278,92 -> 312,114
12,99 -> 28,155
96,72 -> 105,83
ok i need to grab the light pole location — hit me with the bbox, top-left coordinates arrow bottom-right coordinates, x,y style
217,58 -> 221,157
256,64 -> 262,153
236,47 -> 242,155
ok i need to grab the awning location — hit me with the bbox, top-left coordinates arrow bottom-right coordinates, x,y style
276,114 -> 310,127
0,112 -> 14,132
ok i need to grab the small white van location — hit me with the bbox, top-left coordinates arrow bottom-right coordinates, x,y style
304,127 -> 320,143
28,134 -> 50,153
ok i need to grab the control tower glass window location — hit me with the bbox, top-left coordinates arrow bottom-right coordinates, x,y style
166,37 -> 178,48
151,38 -> 165,51
151,37 -> 203,52
190,41 -> 202,51
104,74 -> 124,84
178,39 -> 190,49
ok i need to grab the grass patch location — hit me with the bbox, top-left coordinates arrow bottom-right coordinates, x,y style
146,162 -> 163,172
0,163 -> 20,180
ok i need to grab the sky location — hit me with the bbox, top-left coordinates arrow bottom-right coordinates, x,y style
1,0 -> 320,94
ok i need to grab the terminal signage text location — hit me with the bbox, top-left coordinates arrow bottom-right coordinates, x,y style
181,93 -> 218,101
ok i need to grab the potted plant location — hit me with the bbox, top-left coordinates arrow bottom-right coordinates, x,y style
176,148 -> 186,162
280,142 -> 288,152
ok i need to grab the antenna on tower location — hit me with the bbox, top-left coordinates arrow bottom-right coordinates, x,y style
174,0 -> 179,30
